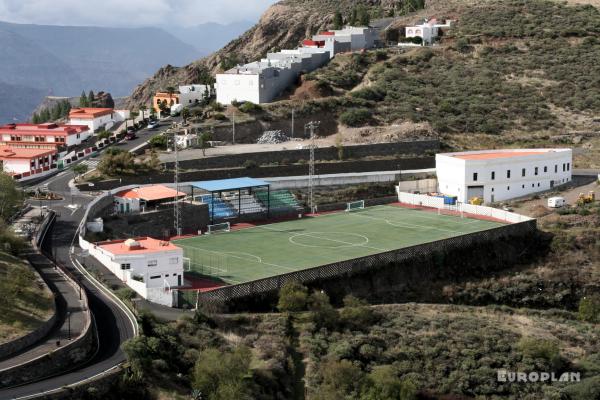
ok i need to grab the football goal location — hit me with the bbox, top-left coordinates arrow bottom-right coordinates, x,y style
207,222 -> 231,234
346,200 -> 365,212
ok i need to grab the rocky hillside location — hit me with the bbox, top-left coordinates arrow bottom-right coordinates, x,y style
126,0 -> 405,108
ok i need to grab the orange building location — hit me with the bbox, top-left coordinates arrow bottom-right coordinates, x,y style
153,92 -> 180,113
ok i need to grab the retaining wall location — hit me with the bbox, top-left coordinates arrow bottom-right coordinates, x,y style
0,212 -> 95,389
194,219 -> 538,310
77,156 -> 435,192
164,139 -> 439,170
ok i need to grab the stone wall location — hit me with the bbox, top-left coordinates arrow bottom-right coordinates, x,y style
100,202 -> 210,238
164,139 -> 439,170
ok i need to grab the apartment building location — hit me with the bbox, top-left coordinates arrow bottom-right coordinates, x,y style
0,123 -> 91,150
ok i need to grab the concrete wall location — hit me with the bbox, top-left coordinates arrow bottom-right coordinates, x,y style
0,306 -> 56,360
396,178 -> 438,193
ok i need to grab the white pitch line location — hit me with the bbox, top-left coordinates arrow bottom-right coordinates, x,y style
259,225 -> 388,252
180,243 -> 297,272
348,211 -> 472,235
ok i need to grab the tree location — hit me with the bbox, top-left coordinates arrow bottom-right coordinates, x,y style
97,129 -> 110,140
318,359 -> 365,400
79,90 -> 89,107
348,8 -> 358,26
149,134 -> 168,149
72,163 -> 89,179
308,290 -> 338,329
198,131 -> 212,156
88,90 -> 95,105
578,295 -> 600,323
144,150 -> 161,171
362,365 -> 417,400
277,281 -> 309,312
98,149 -> 136,176
139,105 -> 147,121
339,295 -> 377,330
31,113 -> 40,124
193,346 -> 253,400
333,10 -> 343,30
0,172 -> 23,220
181,107 -> 190,123
357,5 -> 370,26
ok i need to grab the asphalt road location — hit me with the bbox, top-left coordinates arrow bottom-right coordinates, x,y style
0,171 -> 136,400
116,115 -> 182,153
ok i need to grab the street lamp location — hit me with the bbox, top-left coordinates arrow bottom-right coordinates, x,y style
67,311 -> 72,340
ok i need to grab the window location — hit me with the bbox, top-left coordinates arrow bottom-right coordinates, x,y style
473,172 -> 478,181
534,167 -> 538,176
555,165 -> 558,173
537,183 -> 540,187
120,263 -> 131,270
147,260 -> 157,267
491,171 -> 495,180
522,168 -> 526,177
544,166 -> 548,173
169,257 -> 179,265
150,275 -> 161,279
522,184 -> 525,188
567,163 -> 570,171
562,163 -> 566,172
491,188 -> 494,192
507,186 -> 510,191
507,170 -> 511,179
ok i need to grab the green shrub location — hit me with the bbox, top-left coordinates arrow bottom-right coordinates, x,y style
239,102 -> 262,113
339,108 -> 372,127
578,295 -> 600,323
213,113 -> 227,121
243,160 -> 258,169
308,291 -> 338,330
277,281 -> 308,312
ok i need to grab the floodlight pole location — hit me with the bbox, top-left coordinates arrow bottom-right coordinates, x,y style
291,108 -> 295,139
305,121 -> 320,214
172,123 -> 182,236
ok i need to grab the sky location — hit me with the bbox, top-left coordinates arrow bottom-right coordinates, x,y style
0,0 -> 278,27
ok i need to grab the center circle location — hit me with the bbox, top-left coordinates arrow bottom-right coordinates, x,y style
289,231 -> 369,248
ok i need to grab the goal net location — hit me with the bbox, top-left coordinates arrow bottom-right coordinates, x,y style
346,200 -> 365,212
207,222 -> 231,234
183,250 -> 229,277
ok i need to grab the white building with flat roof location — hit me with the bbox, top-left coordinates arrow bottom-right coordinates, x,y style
216,25 -> 378,105
88,237 -> 183,307
179,84 -> 210,106
436,149 -> 573,204
405,18 -> 453,44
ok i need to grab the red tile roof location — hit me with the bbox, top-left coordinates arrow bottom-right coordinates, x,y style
115,185 -> 185,201
302,39 -> 325,47
69,108 -> 113,120
0,147 -> 56,160
0,123 -> 89,136
451,150 -> 551,160
97,237 -> 181,255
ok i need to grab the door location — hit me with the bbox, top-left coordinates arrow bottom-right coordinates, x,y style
491,194 -> 495,203
466,185 -> 485,201
550,180 -> 554,188
178,275 -> 182,286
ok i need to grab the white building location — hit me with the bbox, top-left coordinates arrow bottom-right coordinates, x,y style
405,18 -> 453,45
179,84 -> 210,106
69,108 -> 115,132
436,149 -> 573,204
216,25 -> 378,105
89,237 -> 183,307
0,147 -> 59,181
0,123 -> 91,150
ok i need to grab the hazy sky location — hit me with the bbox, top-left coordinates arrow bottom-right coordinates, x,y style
0,0 -> 278,27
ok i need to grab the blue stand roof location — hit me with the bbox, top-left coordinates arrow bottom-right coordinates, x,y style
191,177 -> 270,192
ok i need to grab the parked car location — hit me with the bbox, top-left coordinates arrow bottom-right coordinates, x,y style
125,132 -> 137,140
147,121 -> 159,129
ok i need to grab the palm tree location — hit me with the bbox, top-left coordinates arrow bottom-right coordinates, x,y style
165,86 -> 176,104
139,105 -> 147,121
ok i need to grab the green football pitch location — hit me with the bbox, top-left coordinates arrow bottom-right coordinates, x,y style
173,204 -> 504,285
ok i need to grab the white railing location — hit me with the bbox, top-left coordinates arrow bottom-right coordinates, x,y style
396,190 -> 533,224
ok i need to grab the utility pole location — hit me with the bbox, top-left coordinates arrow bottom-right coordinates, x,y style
305,121 -> 320,214
172,123 -> 181,236
291,108 -> 295,139
232,110 -> 236,145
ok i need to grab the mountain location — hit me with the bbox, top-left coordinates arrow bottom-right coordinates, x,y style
166,21 -> 255,55
127,0 -> 402,108
0,21 -> 201,124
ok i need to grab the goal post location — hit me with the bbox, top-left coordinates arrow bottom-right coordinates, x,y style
207,222 -> 231,234
345,200 -> 365,212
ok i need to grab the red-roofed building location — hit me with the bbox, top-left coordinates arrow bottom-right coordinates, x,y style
114,185 -> 186,213
0,146 -> 58,181
302,39 -> 325,48
89,237 -> 183,307
69,108 -> 115,132
0,123 -> 91,151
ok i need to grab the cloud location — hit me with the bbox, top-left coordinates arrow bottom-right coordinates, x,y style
0,0 -> 277,27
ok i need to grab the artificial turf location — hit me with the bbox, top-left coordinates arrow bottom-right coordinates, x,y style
173,204 -> 504,285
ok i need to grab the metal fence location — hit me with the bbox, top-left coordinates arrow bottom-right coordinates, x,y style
193,219 -> 537,304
